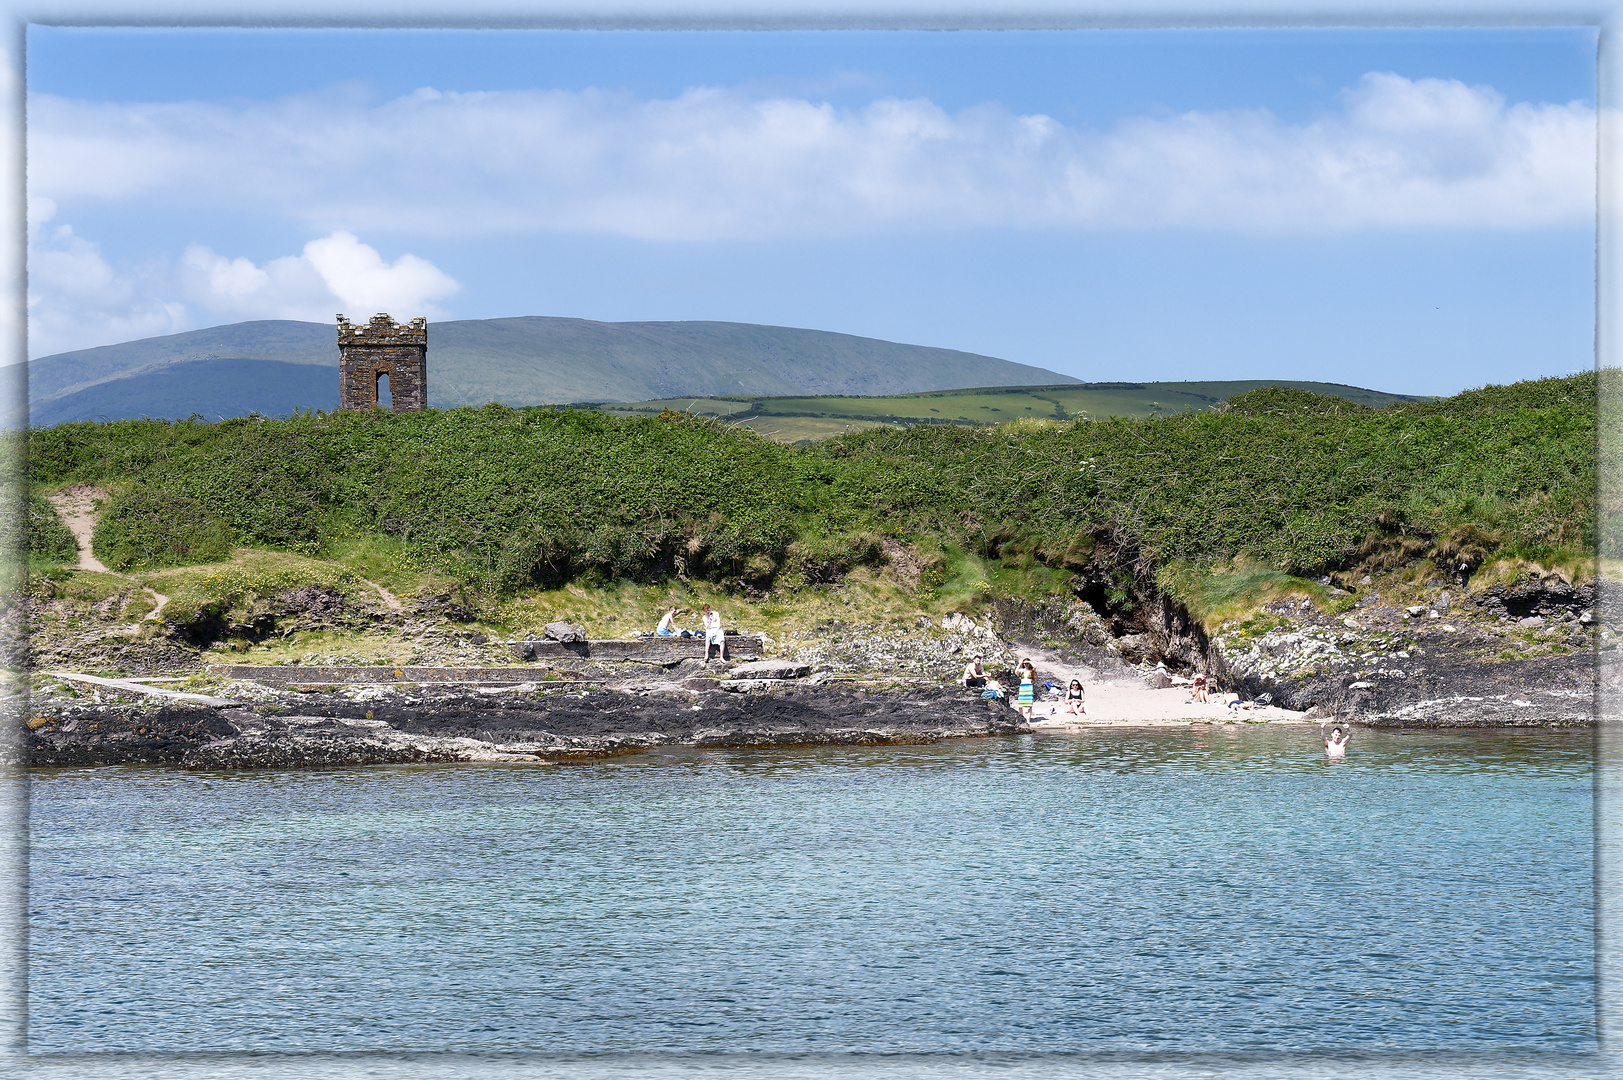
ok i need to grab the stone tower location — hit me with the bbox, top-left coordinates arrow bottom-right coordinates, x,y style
337,313 -> 428,412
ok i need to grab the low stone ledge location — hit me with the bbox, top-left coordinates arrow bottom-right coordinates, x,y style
508,635 -> 764,662
208,665 -> 549,687
727,660 -> 811,680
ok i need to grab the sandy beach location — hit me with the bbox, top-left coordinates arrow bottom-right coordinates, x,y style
1024,679 -> 1311,728
1004,644 -> 1313,728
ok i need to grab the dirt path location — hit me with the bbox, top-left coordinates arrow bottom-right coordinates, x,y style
361,578 -> 404,612
48,484 -> 397,622
46,486 -> 170,625
47,486 -> 109,573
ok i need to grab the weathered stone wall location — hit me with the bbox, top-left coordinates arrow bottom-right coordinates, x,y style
337,313 -> 427,412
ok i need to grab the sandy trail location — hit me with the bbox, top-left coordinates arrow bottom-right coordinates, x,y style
46,486 -> 170,624
47,486 -> 109,573
361,579 -> 404,612
1012,642 -> 1311,728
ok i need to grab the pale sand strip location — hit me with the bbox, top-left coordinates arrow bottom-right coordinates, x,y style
1024,681 -> 1311,728
1000,642 -> 1314,728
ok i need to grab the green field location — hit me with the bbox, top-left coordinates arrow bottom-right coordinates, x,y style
602,379 -> 1425,441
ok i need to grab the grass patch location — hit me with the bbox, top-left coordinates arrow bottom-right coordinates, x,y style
225,629 -> 424,666
139,550 -> 365,628
737,415 -> 896,444
1160,558 -> 1328,628
33,569 -> 129,604
323,531 -> 462,598
495,566 -> 978,645
1466,550 -> 1596,593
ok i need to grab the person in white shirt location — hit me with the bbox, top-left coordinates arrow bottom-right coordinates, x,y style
701,604 -> 726,660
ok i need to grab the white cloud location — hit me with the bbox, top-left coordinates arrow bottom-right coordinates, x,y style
27,72 -> 1596,241
301,232 -> 462,317
28,208 -> 190,357
28,225 -> 460,357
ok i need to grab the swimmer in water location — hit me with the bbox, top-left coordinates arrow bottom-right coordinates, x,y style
1324,725 -> 1350,759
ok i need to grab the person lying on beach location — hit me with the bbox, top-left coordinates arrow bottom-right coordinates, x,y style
656,607 -> 682,637
701,604 -> 726,660
1324,726 -> 1350,759
1064,679 -> 1087,715
961,657 -> 988,688
1223,692 -> 1257,711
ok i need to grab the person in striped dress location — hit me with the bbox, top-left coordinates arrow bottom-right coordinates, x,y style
1015,658 -> 1037,718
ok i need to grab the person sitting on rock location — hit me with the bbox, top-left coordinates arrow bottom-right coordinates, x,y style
656,607 -> 683,638
701,604 -> 726,660
1324,725 -> 1351,759
1065,679 -> 1087,715
961,657 -> 987,688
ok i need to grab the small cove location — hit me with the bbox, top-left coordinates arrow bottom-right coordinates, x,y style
27,727 -> 1596,1062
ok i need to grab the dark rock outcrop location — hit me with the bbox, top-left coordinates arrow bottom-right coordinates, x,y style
26,686 -> 1024,769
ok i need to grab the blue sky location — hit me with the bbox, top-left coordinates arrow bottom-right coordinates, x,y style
26,26 -> 1598,396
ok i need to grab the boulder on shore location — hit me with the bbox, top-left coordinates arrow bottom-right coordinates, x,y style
544,621 -> 586,643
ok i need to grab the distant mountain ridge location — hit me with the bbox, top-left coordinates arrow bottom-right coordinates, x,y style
27,316 -> 1082,426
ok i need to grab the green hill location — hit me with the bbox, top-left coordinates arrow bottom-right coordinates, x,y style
26,317 -> 1080,425
30,358 -> 336,429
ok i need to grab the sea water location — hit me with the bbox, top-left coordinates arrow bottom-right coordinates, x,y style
22,727 -> 1602,1077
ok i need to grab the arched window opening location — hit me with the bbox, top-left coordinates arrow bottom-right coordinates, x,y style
376,371 -> 393,410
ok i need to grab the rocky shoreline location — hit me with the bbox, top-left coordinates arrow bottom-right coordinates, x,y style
22,565 -> 1607,769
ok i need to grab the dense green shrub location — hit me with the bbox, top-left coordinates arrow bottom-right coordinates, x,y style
27,372 -> 1601,588
91,488 -> 234,572
27,493 -> 77,563
832,376 -> 1595,574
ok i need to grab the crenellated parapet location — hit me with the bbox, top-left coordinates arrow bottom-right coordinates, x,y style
337,313 -> 427,348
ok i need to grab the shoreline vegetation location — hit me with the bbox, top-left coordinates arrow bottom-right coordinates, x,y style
18,372 -> 1607,766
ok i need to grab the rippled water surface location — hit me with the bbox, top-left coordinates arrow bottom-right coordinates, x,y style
28,727 -> 1595,1058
